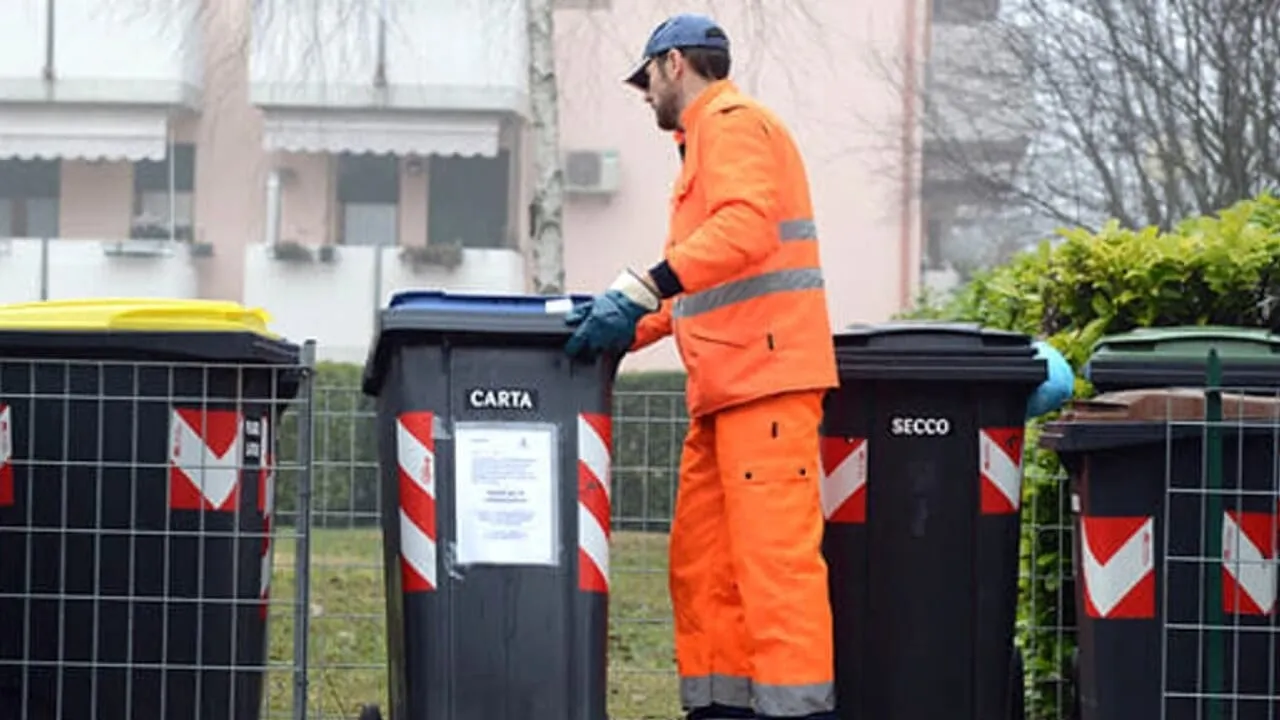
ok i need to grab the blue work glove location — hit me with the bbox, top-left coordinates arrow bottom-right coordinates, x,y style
564,270 -> 660,360
1025,340 -> 1075,420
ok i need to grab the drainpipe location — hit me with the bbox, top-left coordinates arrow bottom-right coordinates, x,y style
373,0 -> 388,87
43,0 -> 55,82
898,0 -> 927,310
265,169 -> 282,247
167,135 -> 176,243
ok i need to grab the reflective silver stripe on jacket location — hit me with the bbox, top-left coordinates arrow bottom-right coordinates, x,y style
779,218 -> 816,241
672,267 -> 824,319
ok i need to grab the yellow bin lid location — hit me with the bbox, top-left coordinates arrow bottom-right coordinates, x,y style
0,298 -> 280,338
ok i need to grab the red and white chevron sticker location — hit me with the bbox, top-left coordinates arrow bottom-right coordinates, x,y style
820,436 -> 867,524
0,404 -> 11,508
1080,515 -> 1155,619
397,411 -> 437,593
169,407 -> 243,512
578,413 -> 612,594
1223,509 -> 1277,616
257,416 -> 275,619
979,427 -> 1024,515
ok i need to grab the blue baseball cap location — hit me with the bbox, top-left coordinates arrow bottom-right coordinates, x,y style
624,13 -> 730,90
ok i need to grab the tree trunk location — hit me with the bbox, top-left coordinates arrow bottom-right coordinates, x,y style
526,0 -> 565,295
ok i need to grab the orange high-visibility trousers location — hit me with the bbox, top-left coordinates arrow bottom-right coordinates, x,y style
669,389 -> 835,718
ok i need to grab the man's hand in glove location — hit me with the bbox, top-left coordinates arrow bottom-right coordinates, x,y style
1025,340 -> 1075,420
564,269 -> 661,360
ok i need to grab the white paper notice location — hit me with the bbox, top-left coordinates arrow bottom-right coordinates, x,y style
453,422 -> 558,567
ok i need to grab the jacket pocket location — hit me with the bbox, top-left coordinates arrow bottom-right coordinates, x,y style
681,325 -> 761,408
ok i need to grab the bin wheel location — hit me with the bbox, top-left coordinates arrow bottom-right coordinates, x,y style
357,703 -> 383,720
1009,648 -> 1026,720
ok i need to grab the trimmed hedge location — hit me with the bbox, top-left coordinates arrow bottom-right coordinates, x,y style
901,191 -> 1280,719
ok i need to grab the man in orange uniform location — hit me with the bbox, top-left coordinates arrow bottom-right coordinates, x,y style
563,13 -> 838,720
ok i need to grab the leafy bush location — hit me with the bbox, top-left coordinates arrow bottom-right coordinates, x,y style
902,191 -> 1280,718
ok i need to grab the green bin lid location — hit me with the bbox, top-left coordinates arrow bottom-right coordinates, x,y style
1090,325 -> 1280,361
1085,325 -> 1280,392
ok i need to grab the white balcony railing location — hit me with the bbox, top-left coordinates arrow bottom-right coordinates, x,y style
248,0 -> 527,114
0,0 -> 202,107
0,237 -> 201,304
242,243 -> 528,364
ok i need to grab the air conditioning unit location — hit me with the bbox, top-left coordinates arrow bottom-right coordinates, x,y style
563,149 -> 620,195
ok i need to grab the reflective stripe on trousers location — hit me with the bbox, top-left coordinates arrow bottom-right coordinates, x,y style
680,675 -> 836,717
673,267 -> 824,319
680,674 -> 752,709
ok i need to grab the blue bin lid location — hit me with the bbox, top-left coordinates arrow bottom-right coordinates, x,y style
362,289 -> 604,397
385,289 -> 593,315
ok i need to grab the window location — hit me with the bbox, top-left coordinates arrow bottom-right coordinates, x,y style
0,159 -> 59,238
925,214 -> 946,270
132,143 -> 195,240
932,0 -> 999,24
337,153 -> 399,247
427,150 -> 511,248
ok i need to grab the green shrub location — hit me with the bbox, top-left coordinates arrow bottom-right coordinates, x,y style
902,191 -> 1280,719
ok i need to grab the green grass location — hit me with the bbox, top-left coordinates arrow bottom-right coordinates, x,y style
262,528 -> 679,720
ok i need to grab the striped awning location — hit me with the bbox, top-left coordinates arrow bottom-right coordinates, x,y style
0,106 -> 169,161
260,109 -> 501,157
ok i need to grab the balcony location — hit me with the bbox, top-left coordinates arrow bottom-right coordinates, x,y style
249,0 -> 526,114
0,238 -> 200,304
0,0 -> 202,162
922,21 -> 1034,197
247,0 -> 526,159
242,243 -> 527,364
0,0 -> 202,108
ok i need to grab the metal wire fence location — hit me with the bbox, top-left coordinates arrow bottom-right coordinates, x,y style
280,375 -> 1082,720
0,346 -> 314,720
9,349 -> 1280,720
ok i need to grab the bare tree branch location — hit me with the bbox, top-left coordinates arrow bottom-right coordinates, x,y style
866,0 -> 1280,277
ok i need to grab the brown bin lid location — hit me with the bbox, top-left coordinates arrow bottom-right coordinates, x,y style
1060,388 -> 1280,422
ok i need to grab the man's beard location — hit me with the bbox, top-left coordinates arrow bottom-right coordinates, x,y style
654,95 -> 679,131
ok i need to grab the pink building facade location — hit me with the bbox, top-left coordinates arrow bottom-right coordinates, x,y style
0,0 -> 930,368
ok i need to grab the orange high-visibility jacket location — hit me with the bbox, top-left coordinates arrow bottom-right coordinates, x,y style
632,80 -> 837,418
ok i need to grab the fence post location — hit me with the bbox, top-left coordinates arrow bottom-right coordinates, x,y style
292,339 -> 318,720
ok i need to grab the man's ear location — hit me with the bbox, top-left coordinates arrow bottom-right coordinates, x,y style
661,49 -> 681,79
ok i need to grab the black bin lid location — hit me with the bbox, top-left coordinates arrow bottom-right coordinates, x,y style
362,289 -> 595,396
834,321 -> 1047,384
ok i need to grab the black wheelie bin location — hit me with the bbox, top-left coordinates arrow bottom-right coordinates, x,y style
361,290 -> 620,720
1044,326 -> 1280,720
0,298 -> 302,720
820,321 -> 1048,720
1041,389 -> 1280,720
